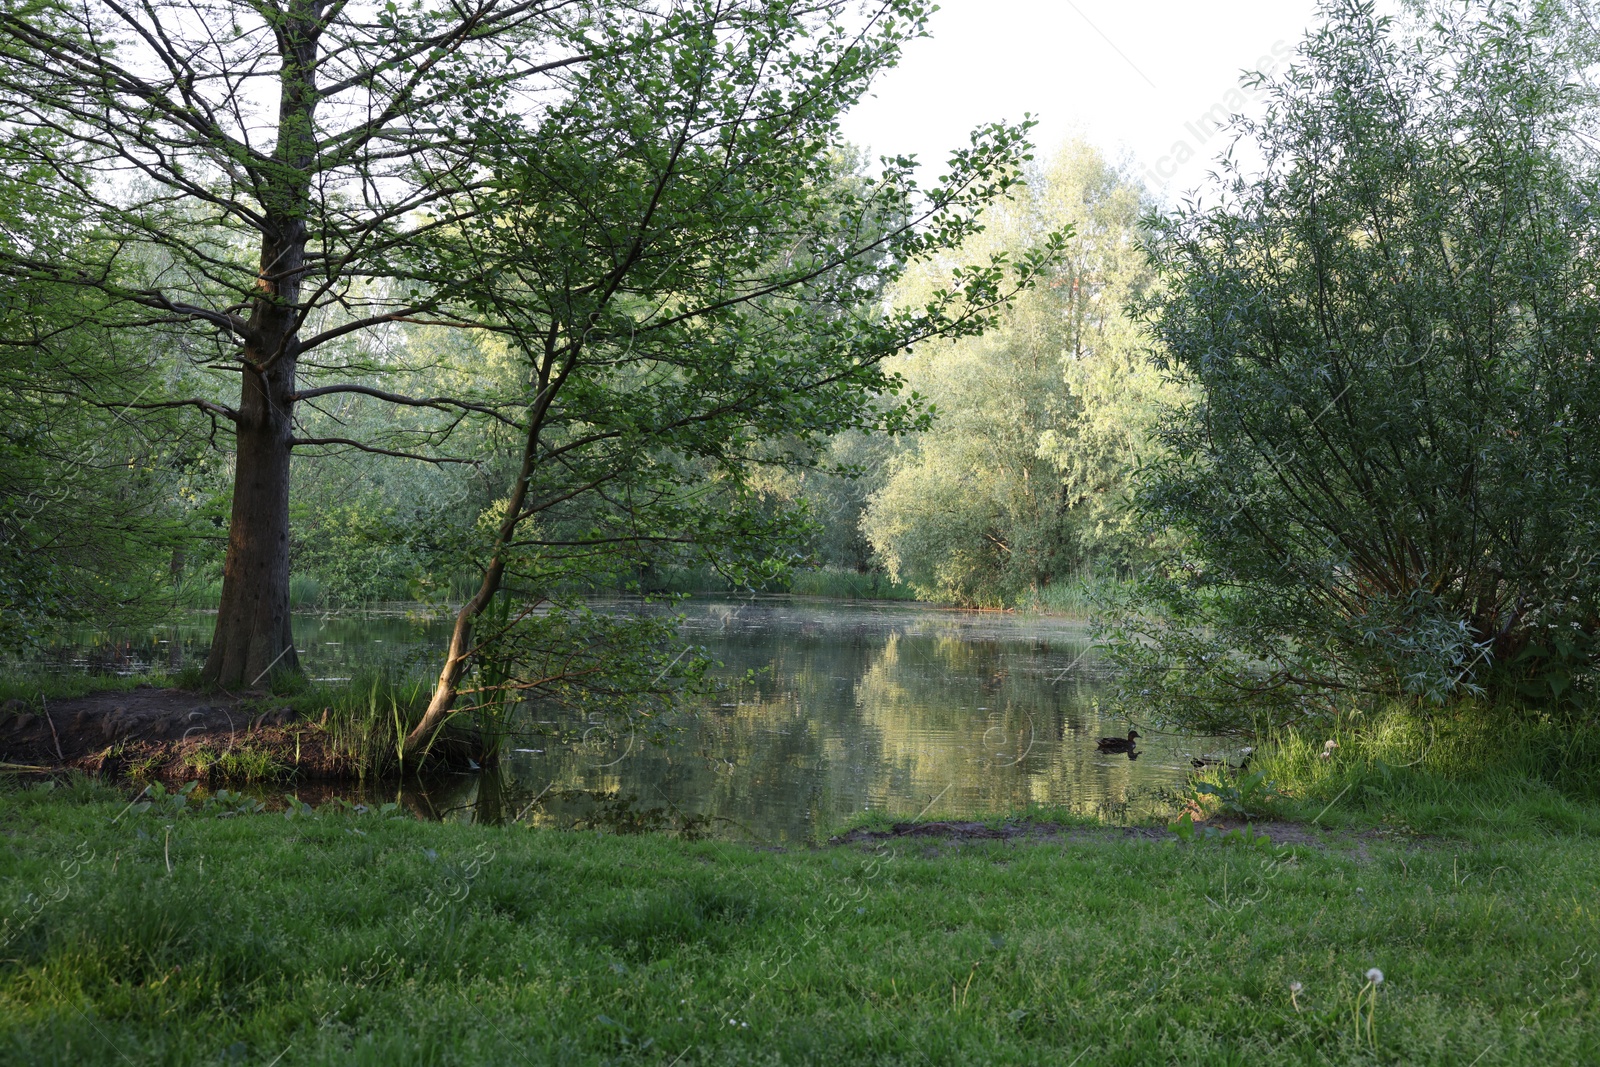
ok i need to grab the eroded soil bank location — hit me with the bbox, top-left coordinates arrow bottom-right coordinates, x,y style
0,686 -> 350,779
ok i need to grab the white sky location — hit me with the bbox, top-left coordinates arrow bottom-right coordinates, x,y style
839,0 -> 1325,200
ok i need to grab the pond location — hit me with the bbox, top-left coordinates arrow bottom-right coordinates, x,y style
26,598 -> 1231,842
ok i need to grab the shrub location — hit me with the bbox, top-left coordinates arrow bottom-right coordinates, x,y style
1108,2 -> 1600,730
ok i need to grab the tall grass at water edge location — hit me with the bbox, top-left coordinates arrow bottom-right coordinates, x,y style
786,568 -> 920,600
203,671 -> 464,780
253,667 -> 482,779
302,671 -> 440,779
1246,702 -> 1600,836
618,564 -> 919,601
0,663 -> 450,776
1017,571 -> 1131,618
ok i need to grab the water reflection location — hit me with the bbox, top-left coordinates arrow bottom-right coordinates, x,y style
414,600 -> 1205,841
24,598 -> 1219,841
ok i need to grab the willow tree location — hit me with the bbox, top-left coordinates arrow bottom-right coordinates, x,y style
860,141 -> 1158,606
1113,1 -> 1600,727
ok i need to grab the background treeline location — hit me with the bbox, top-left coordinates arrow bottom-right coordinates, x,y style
645,139 -> 1175,610
268,139 -> 1173,614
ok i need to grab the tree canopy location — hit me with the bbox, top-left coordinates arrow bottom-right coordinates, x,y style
859,140 -> 1164,606
1107,0 -> 1600,728
0,0 -> 1050,699
394,6 -> 1060,752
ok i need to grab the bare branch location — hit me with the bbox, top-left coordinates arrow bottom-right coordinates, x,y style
290,382 -> 522,426
105,397 -> 240,421
289,436 -> 478,464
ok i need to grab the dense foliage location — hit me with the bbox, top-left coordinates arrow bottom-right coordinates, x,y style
397,3 -> 1061,751
9,0 -> 1600,749
1107,1 -> 1600,729
856,141 -> 1169,606
0,136 -> 219,648
0,0 -> 1058,725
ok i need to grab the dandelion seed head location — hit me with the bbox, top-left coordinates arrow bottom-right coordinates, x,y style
1289,981 -> 1303,993
1366,968 -> 1384,984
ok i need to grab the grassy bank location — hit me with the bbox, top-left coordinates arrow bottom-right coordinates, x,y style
1245,703 -> 1600,837
3,760 -> 1599,1066
0,670 -> 161,706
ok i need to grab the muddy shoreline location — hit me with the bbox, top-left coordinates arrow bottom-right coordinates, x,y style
0,685 -> 426,781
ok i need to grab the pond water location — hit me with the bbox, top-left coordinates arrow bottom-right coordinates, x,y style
28,598 -> 1230,842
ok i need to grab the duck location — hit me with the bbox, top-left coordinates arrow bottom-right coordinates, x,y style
1096,728 -> 1140,753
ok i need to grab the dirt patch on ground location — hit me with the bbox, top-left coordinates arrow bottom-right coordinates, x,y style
829,819 -> 1412,855
0,686 -> 353,780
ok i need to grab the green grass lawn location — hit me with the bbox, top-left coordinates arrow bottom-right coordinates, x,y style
2,758 -> 1598,1066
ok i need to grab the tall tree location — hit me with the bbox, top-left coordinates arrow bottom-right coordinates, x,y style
0,0 -> 861,686
861,140 -> 1159,606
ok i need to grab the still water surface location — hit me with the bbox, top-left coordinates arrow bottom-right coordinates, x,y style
35,598 -> 1222,841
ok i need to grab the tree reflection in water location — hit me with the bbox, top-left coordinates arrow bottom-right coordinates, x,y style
410,600 -> 1214,841
42,599 -> 1221,841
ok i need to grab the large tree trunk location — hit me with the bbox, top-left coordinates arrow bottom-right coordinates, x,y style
201,0 -> 319,689
201,354 -> 300,688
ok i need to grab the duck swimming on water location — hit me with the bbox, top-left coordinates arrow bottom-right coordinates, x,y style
1096,728 -> 1140,753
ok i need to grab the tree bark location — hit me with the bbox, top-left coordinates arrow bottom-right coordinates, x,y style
201,355 -> 300,687
201,0 -> 319,688
402,417 -> 541,758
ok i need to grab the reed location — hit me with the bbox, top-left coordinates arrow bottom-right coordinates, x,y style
317,671 -> 433,780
